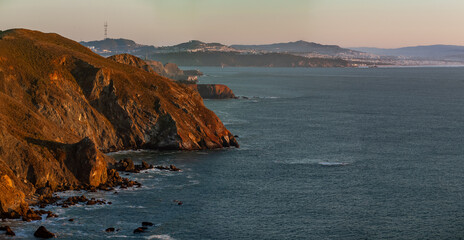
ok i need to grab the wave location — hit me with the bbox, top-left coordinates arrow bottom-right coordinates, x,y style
146,234 -> 175,240
237,96 -> 280,100
281,158 -> 352,166
318,162 -> 350,166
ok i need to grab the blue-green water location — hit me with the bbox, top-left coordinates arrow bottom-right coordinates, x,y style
5,67 -> 464,239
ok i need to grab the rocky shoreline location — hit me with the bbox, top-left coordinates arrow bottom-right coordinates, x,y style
1,157 -> 185,237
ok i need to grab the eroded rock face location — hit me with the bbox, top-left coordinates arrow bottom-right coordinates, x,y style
187,84 -> 237,99
0,29 -> 238,216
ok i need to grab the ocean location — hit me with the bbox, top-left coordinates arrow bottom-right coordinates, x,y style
4,67 -> 464,239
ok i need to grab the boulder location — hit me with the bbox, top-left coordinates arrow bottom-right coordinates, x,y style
34,226 -> 55,238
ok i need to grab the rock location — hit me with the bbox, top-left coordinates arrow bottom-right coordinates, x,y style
68,219 -> 74,222
142,222 -> 154,226
115,158 -> 136,172
133,227 -> 145,233
34,226 -> 55,238
141,161 -> 152,170
173,200 -> 183,205
185,84 -> 237,99
4,226 -> 15,236
169,165 -> 181,171
105,227 -> 115,232
108,54 -> 157,74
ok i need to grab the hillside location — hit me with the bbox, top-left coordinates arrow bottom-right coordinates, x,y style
157,40 -> 237,52
0,29 -> 238,217
231,40 -> 361,56
80,39 -> 361,67
80,38 -> 156,56
150,52 -> 355,67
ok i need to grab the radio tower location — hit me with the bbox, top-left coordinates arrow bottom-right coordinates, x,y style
104,21 -> 108,40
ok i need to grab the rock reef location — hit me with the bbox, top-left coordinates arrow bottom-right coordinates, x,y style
0,29 -> 238,217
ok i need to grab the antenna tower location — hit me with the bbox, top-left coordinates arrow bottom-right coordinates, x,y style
104,21 -> 108,39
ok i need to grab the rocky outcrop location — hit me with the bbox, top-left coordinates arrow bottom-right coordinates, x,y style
0,29 -> 238,217
144,59 -> 200,83
186,84 -> 237,99
107,54 -> 157,74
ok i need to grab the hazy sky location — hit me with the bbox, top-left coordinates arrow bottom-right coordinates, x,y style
0,0 -> 463,48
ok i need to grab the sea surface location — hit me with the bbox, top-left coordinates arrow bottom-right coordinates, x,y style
5,67 -> 464,239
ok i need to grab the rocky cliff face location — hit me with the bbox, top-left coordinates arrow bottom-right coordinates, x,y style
145,60 -> 199,82
0,29 -> 238,217
186,84 -> 237,99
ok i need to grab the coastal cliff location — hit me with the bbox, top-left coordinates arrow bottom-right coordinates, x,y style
186,84 -> 237,99
0,29 -> 238,217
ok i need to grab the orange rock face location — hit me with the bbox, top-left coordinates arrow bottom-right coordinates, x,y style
0,29 -> 238,216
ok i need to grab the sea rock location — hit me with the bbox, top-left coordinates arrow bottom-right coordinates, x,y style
142,222 -> 154,226
133,227 -> 145,233
3,226 -> 15,236
115,158 -> 136,172
140,161 -> 152,170
34,226 -> 55,238
155,165 -> 181,171
185,84 -> 237,99
105,227 -> 115,232
0,29 -> 238,216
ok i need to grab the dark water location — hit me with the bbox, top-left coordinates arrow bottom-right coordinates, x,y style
5,67 -> 464,239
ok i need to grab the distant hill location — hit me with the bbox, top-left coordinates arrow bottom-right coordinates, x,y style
80,38 -> 155,55
150,52 -> 356,67
351,45 -> 464,60
231,40 -> 363,56
157,40 -> 237,52
80,38 -> 365,67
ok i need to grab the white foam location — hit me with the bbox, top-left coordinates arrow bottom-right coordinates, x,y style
318,162 -> 350,166
281,158 -> 352,166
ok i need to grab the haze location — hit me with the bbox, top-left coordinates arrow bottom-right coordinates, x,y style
0,0 -> 463,48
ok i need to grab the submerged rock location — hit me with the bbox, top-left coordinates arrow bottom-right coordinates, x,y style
133,227 -> 145,233
142,222 -> 154,226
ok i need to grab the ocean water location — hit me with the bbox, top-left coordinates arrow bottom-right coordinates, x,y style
4,67 -> 464,239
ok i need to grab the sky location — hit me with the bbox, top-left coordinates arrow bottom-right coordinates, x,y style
0,0 -> 463,48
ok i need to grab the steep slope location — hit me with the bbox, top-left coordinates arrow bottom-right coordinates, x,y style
0,29 -> 238,217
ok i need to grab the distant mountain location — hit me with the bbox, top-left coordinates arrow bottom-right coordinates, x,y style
150,52 -> 356,68
351,45 -> 464,60
157,40 -> 237,52
80,38 -> 366,67
80,38 -> 155,55
231,40 -> 362,56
